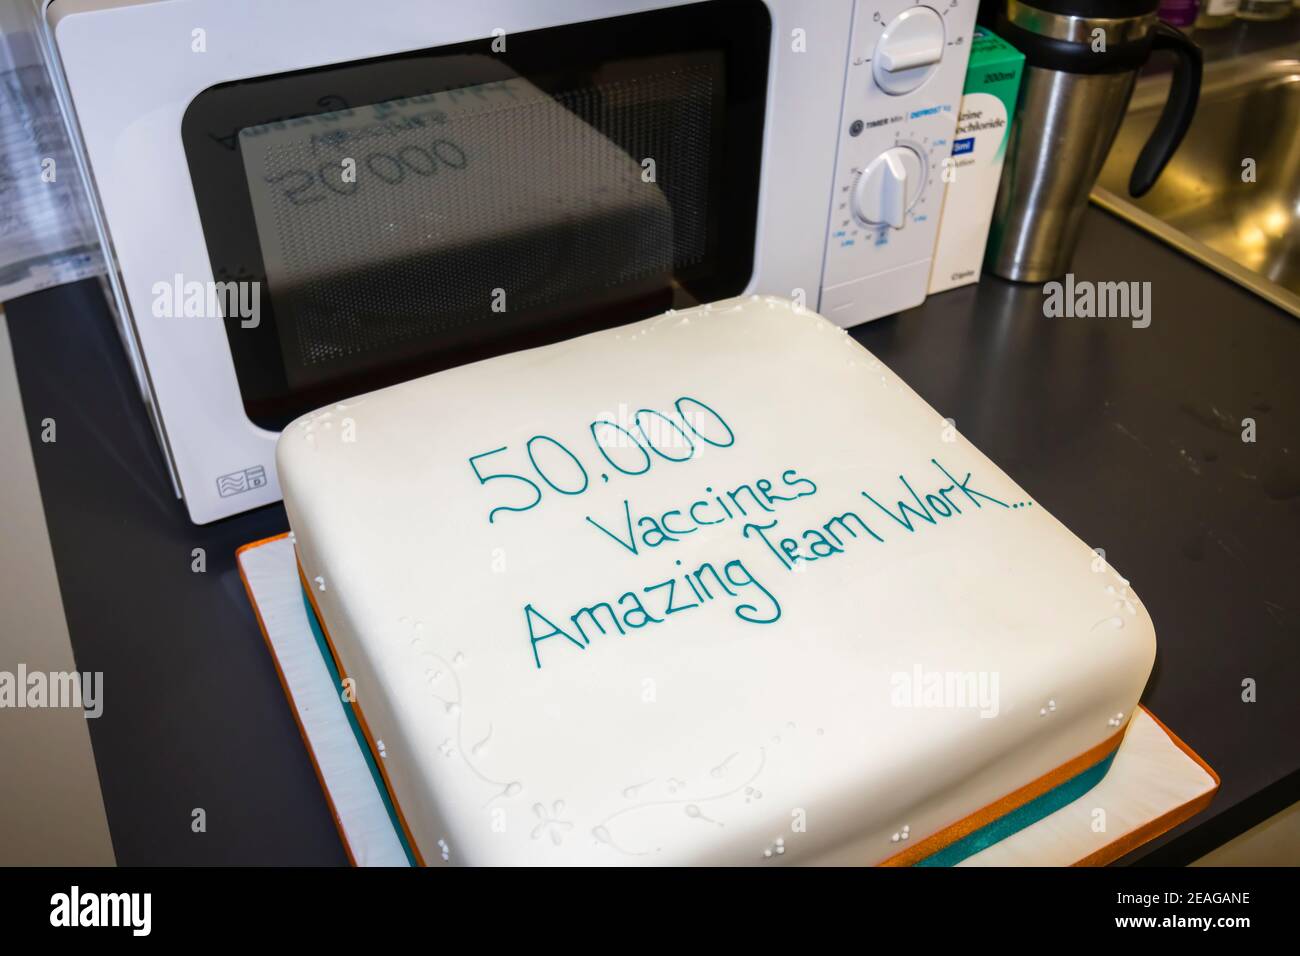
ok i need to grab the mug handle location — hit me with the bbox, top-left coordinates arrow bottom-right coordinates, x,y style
1129,22 -> 1202,198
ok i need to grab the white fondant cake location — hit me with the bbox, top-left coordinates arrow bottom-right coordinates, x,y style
277,296 -> 1155,865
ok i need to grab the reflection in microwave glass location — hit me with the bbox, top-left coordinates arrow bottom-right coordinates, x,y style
307,106 -> 451,155
264,140 -> 469,206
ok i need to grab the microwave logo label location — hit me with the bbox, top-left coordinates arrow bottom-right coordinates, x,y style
951,137 -> 975,157
151,274 -> 260,328
217,465 -> 268,498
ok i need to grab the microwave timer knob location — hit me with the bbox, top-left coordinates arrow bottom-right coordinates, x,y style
850,145 -> 925,229
871,6 -> 945,96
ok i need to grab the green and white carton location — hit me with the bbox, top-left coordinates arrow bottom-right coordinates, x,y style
927,27 -> 1024,294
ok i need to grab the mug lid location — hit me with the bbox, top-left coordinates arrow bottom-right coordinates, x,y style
999,0 -> 1166,74
1014,0 -> 1160,17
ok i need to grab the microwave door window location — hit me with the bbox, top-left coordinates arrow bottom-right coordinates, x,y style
238,61 -> 680,393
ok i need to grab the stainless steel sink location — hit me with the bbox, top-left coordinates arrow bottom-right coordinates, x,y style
1093,42 -> 1300,317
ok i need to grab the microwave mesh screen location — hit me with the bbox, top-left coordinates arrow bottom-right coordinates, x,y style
239,63 -> 718,383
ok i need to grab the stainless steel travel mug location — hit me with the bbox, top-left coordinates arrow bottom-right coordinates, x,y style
986,0 -> 1201,282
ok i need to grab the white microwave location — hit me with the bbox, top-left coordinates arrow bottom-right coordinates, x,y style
41,0 -> 977,523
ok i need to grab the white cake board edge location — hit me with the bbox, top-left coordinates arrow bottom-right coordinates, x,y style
238,533 -> 1218,867
238,533 -> 410,866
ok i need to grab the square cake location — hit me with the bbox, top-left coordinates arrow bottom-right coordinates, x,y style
277,295 -> 1155,865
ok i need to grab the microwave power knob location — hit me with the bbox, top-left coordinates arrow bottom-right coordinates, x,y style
850,145 -> 925,229
871,6 -> 945,96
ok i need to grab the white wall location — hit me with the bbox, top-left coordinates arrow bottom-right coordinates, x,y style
0,310 -> 115,865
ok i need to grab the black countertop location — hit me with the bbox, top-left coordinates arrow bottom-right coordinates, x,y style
7,206 -> 1299,866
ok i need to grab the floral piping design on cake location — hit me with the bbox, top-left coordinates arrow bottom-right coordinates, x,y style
1091,566 -> 1143,632
590,744 -> 775,858
293,400 -> 366,450
403,620 -> 522,806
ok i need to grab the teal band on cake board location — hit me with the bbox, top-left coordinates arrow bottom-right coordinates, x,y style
300,586 -> 1114,867
301,589 -> 420,867
912,750 -> 1117,866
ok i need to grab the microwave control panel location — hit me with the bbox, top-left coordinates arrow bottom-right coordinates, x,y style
819,0 -> 978,326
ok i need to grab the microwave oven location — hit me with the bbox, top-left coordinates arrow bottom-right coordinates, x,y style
41,0 -> 978,523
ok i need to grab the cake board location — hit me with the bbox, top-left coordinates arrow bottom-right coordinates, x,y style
237,533 -> 1218,867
